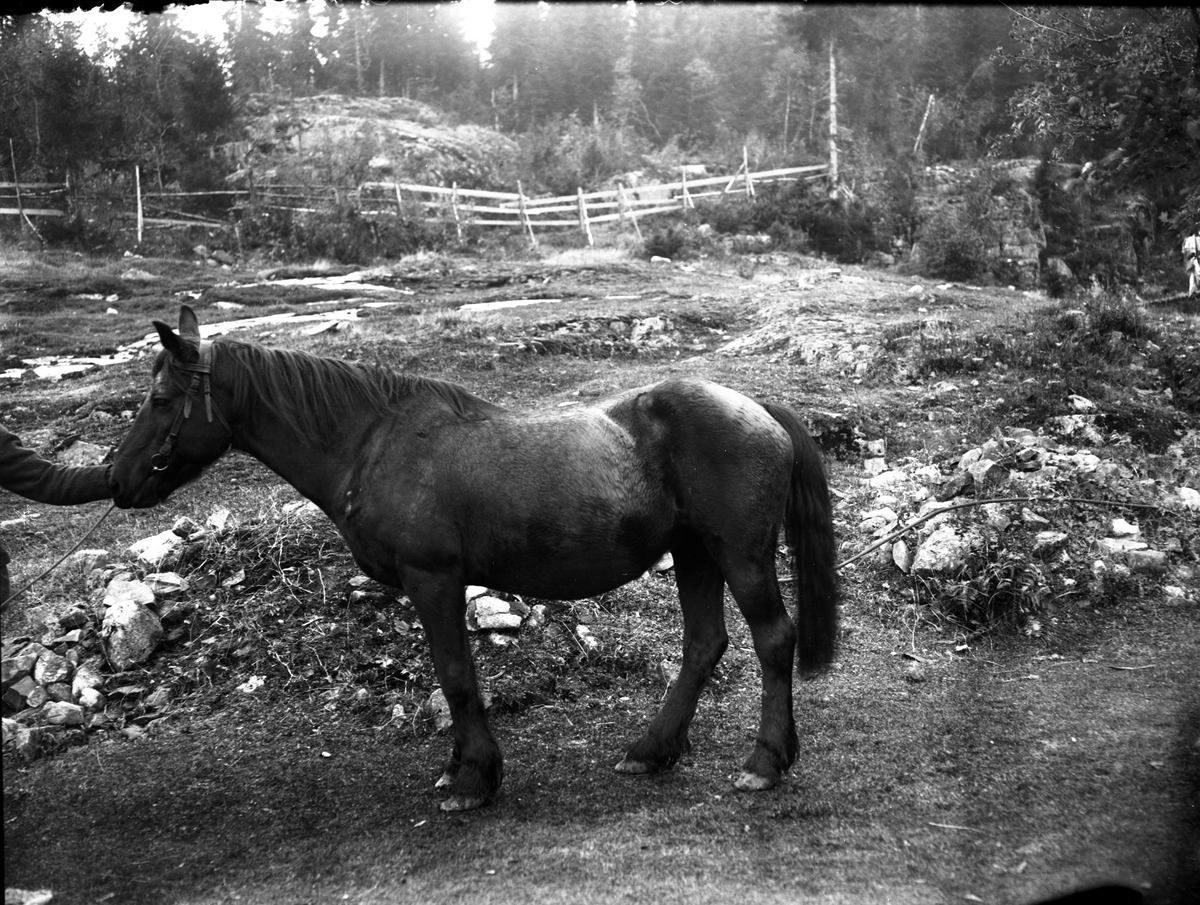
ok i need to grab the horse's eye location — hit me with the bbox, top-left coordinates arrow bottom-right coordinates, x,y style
151,396 -> 172,409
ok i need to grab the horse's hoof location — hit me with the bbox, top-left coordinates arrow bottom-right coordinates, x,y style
614,756 -> 654,775
734,770 -> 778,792
440,794 -> 488,812
435,770 -> 455,790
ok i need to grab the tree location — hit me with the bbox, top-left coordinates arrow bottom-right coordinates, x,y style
1002,7 -> 1200,220
0,15 -> 111,180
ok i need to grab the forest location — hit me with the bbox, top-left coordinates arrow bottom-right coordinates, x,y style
2,4 -> 1198,264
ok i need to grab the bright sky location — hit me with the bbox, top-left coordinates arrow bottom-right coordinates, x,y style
53,0 -> 496,61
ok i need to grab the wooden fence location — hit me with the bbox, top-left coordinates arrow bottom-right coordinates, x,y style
2,155 -> 830,248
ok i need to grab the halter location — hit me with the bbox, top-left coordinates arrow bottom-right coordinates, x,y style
150,340 -> 232,472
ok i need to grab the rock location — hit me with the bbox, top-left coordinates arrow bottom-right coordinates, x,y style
651,552 -> 674,572
526,604 -> 548,630
1110,518 -> 1140,538
59,439 -> 109,466
575,625 -> 601,655
936,471 -> 973,502
912,524 -> 977,576
104,577 -> 156,608
860,508 -> 897,533
2,718 -> 38,759
72,662 -> 104,697
2,645 -> 41,691
1068,394 -> 1096,413
166,517 -> 195,540
78,687 -> 106,711
1179,487 -> 1200,510
144,687 -> 172,709
58,606 -> 92,631
1125,549 -> 1167,575
157,597 -> 197,628
427,689 -> 454,732
32,649 -> 72,686
967,458 -> 1009,489
904,663 -> 927,683
1096,537 -> 1149,557
981,503 -> 1011,532
472,596 -> 523,631
959,448 -> 984,470
1033,531 -> 1070,557
863,456 -> 888,476
1022,508 -> 1051,528
657,659 -> 680,688
892,539 -> 913,574
43,701 -> 86,726
101,598 -> 164,669
206,508 -> 235,533
45,682 -> 73,703
128,530 -> 185,568
3,675 -> 38,710
69,548 -> 111,572
145,572 -> 189,597
464,585 -> 489,601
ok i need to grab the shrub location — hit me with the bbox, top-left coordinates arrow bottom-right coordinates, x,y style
917,207 -> 990,280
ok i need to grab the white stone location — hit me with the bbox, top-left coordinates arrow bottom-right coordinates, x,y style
128,530 -> 184,568
892,539 -> 913,574
1178,487 -> 1200,510
912,525 -> 977,576
1110,518 -> 1140,538
1033,531 -> 1070,556
473,596 -> 523,631
78,687 -> 106,711
43,701 -> 86,726
144,572 -> 189,596
863,457 -> 887,476
104,577 -> 156,608
101,599 -> 163,669
206,508 -> 234,533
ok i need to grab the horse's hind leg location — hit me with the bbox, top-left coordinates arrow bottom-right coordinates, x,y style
723,559 -> 798,791
616,535 -> 728,775
404,567 -> 503,811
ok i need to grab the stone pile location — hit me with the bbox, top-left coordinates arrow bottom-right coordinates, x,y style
849,416 -> 1197,605
1,512 -> 230,759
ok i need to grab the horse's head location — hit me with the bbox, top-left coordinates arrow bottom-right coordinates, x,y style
110,305 -> 234,508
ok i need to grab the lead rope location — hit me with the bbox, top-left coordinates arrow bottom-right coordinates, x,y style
0,502 -> 117,613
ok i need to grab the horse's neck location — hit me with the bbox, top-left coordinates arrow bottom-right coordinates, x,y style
226,358 -> 376,514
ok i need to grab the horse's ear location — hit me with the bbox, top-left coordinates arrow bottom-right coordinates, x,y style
179,305 -> 203,339
152,309 -> 200,363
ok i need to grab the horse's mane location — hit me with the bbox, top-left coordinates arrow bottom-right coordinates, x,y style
159,339 -> 501,442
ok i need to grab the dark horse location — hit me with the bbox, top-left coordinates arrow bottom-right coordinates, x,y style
110,305 -> 838,811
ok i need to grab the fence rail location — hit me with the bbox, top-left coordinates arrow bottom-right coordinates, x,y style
2,152 -> 830,248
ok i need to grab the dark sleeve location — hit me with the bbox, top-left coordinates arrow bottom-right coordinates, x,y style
0,425 -> 113,505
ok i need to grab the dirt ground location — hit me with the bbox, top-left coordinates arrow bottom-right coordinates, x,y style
2,247 -> 1198,905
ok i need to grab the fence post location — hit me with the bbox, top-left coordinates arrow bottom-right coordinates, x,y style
517,180 -> 537,249
617,184 -> 643,242
135,164 -> 144,245
451,182 -> 463,243
577,187 -> 594,247
743,146 -> 755,198
681,166 -> 693,210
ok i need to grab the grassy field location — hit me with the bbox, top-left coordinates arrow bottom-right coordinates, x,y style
2,244 -> 1198,905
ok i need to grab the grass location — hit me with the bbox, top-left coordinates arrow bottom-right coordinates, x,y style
3,245 -> 1200,905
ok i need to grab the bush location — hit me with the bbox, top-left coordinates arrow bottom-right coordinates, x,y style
915,207 -> 990,280
239,201 -> 456,263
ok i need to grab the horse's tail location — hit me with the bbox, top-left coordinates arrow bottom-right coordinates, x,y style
761,402 -> 839,676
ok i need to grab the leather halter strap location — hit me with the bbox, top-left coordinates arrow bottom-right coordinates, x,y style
150,340 -> 231,472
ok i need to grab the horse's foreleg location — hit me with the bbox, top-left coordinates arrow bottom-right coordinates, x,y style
616,537 -> 727,776
724,561 -> 798,791
405,568 -> 503,811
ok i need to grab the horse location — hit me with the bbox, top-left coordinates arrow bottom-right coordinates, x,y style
109,305 -> 839,812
